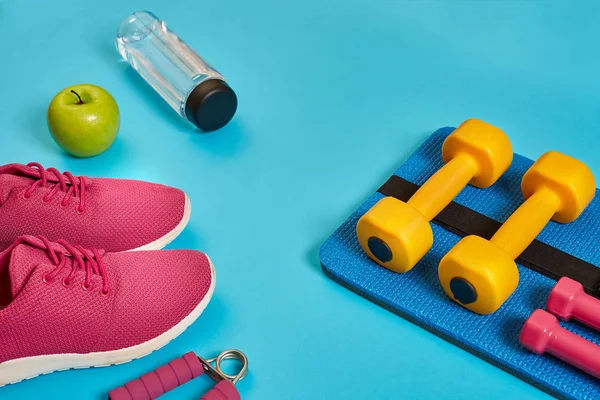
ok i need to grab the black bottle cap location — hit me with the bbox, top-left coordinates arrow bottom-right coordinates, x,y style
185,79 -> 237,132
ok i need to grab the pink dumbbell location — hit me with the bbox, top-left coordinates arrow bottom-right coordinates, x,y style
109,350 -> 248,400
547,277 -> 600,330
520,309 -> 600,379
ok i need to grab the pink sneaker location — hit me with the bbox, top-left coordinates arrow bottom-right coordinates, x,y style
0,235 -> 215,386
0,163 -> 191,252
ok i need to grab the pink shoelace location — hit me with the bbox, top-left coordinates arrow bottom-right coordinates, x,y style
37,236 -> 109,295
24,162 -> 87,213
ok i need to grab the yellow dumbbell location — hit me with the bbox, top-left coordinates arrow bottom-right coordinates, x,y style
439,151 -> 596,314
356,119 -> 513,273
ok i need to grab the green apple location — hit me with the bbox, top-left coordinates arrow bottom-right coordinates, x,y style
47,84 -> 120,158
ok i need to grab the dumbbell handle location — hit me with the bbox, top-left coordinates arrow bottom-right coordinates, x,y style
521,310 -> 600,379
569,295 -> 600,330
407,153 -> 477,222
547,277 -> 600,330
108,352 -> 240,400
491,187 -> 560,259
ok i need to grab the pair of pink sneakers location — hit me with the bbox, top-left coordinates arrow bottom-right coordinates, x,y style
0,163 -> 215,386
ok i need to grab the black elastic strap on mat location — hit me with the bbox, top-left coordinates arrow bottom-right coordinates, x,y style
378,175 -> 600,298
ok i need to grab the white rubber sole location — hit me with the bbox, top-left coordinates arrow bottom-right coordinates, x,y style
129,193 -> 192,252
0,257 -> 215,387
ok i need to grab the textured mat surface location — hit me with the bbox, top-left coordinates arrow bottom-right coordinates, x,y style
320,128 -> 600,400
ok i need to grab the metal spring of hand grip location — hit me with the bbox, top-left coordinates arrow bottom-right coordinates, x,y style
108,349 -> 248,400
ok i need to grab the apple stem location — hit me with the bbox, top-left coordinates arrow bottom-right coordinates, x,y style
71,90 -> 84,105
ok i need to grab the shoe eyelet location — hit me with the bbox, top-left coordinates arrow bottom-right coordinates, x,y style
82,281 -> 92,291
23,192 -> 32,200
76,206 -> 86,215
63,279 -> 75,288
41,196 -> 52,204
42,273 -> 53,284
101,288 -> 110,296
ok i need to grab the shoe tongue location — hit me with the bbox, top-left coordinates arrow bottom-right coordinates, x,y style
0,164 -> 90,204
7,243 -> 55,298
0,174 -> 35,204
0,164 -> 47,204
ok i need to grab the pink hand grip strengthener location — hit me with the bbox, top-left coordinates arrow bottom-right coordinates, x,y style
520,309 -> 600,379
109,350 -> 248,400
546,277 -> 600,329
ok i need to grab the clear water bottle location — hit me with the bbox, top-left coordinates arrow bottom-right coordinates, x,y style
116,11 -> 237,131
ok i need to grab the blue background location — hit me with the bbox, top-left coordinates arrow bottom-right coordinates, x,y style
0,0 -> 598,399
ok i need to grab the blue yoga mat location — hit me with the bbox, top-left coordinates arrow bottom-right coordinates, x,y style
320,128 -> 600,400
